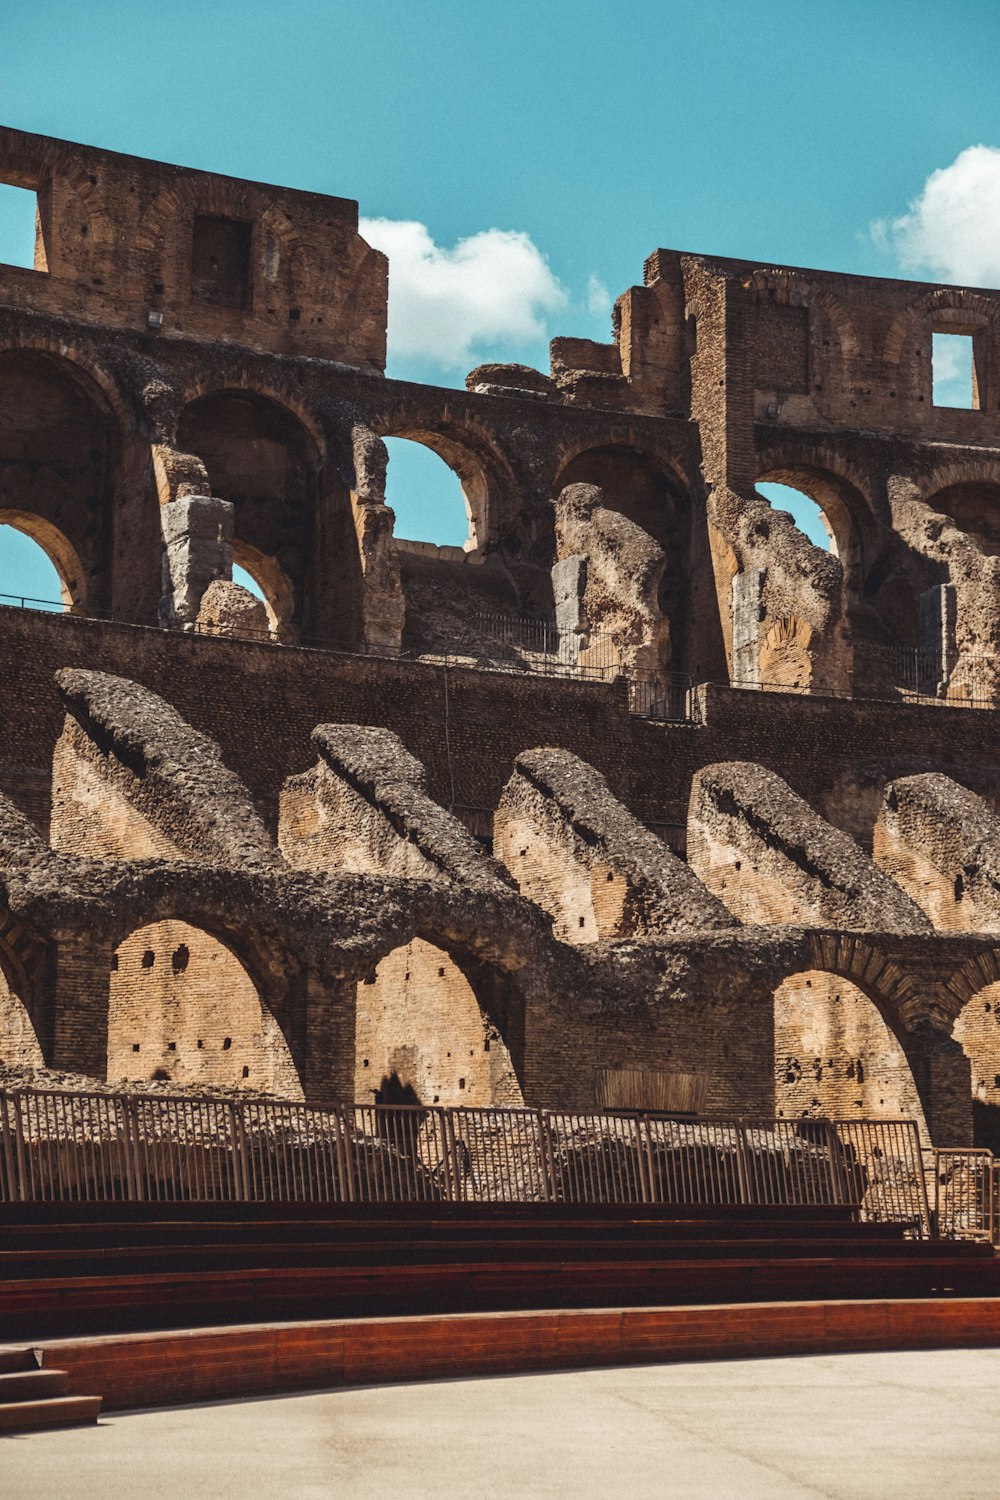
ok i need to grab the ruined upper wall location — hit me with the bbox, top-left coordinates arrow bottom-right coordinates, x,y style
0,126 -> 387,369
539,241 -> 1000,446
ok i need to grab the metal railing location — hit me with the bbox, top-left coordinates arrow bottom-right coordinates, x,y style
629,673 -> 694,723
736,648 -> 1000,712
932,1148 -> 998,1243
0,1088 -> 930,1232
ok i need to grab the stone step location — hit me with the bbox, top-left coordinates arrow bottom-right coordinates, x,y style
0,1368 -> 69,1402
0,1395 -> 102,1433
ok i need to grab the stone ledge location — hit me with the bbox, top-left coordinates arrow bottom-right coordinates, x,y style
23,1297 -> 1000,1412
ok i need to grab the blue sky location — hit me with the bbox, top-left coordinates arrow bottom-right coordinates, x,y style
3,0 -> 1000,584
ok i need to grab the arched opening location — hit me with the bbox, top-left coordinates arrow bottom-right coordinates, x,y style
953,980 -> 1000,1152
0,518 -> 77,610
384,436 -> 478,550
0,952 -> 44,1068
107,919 -> 302,1098
754,466 -> 874,591
929,480 -> 1000,556
756,483 -> 833,553
554,445 -> 692,668
177,391 -> 352,642
774,969 -> 928,1141
355,938 -> 523,1108
0,351 -> 117,614
231,540 -> 295,637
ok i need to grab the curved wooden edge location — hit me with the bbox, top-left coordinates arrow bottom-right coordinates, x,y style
10,1298 -> 1000,1413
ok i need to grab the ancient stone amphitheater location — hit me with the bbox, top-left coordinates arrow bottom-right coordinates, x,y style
6,121 -> 1000,1156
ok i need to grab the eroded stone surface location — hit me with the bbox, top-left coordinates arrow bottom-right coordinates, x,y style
688,761 -> 931,932
875,773 -> 1000,932
496,747 -> 736,942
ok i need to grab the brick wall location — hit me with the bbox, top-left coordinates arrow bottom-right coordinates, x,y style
107,920 -> 302,1096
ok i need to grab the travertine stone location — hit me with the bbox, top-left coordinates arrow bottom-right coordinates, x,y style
159,494 -> 234,628
196,579 -> 269,639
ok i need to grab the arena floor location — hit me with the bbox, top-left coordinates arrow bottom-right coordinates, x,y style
4,1346 -> 997,1498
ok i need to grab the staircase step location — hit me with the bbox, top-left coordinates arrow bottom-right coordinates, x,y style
0,1369 -> 68,1402
0,1348 -> 41,1375
0,1396 -> 101,1433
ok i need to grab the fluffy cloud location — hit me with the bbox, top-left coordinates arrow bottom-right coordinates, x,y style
872,145 -> 1000,287
586,273 -> 613,317
359,217 -> 568,368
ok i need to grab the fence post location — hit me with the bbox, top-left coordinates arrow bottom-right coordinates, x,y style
122,1095 -> 142,1202
912,1123 -> 934,1239
639,1114 -> 656,1204
539,1111 -> 556,1203
12,1092 -> 29,1203
0,1090 -> 23,1203
733,1123 -> 754,1205
821,1122 -> 847,1208
230,1101 -> 252,1202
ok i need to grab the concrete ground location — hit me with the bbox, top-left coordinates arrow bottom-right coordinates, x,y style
5,1347 -> 1000,1499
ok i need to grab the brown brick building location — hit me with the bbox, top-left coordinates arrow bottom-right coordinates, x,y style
5,125 -> 1000,1147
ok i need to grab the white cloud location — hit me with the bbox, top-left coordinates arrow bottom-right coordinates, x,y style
872,145 -> 1000,287
359,216 -> 568,368
586,273 -> 612,317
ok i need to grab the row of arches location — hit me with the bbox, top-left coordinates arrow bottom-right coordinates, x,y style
0,919 -> 524,1111
4,343 -> 1000,681
3,916 -> 1000,1144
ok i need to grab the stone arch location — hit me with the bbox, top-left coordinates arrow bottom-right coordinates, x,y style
231,539 -> 295,636
918,461 -> 1000,556
0,509 -> 88,610
0,347 -> 122,616
884,287 -> 999,365
107,918 -> 303,1098
774,965 -> 929,1141
0,131 -> 118,276
354,933 -> 524,1108
177,388 -> 356,642
754,448 -> 881,595
375,421 -> 514,552
131,181 -> 305,310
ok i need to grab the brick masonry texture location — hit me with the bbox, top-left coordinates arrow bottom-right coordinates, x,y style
8,126 -> 1000,1145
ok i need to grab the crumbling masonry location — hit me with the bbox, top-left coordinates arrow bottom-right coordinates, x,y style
7,126 -> 1000,1144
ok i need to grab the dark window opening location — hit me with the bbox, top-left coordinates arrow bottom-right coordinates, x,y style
0,182 -> 44,272
191,214 -> 253,309
141,949 -> 155,969
172,944 -> 190,974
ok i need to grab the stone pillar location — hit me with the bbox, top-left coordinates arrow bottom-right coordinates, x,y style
918,583 -> 957,695
552,554 -> 586,664
350,427 -> 405,652
159,495 -> 234,629
905,1022 -> 973,1146
50,934 -> 112,1079
731,567 -> 765,687
303,970 -> 357,1106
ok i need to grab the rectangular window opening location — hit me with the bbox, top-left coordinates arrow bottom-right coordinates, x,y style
932,331 -> 977,409
0,181 -> 43,272
191,214 -> 253,309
